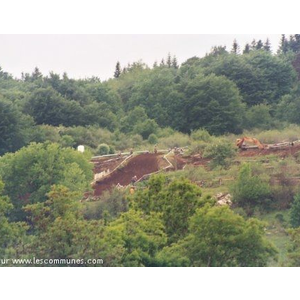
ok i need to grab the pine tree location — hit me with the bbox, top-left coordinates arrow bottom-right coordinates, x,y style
114,61 -> 122,78
231,39 -> 239,54
243,43 -> 250,54
31,67 -> 43,81
153,61 -> 158,68
251,39 -> 257,50
279,34 -> 289,54
263,38 -> 271,52
166,53 -> 172,68
172,56 -> 179,69
160,59 -> 165,67
256,40 -> 263,50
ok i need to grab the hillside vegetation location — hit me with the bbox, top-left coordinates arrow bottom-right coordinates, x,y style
2,35 -> 300,266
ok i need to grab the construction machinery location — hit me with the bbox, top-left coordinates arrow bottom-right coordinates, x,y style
236,137 -> 265,150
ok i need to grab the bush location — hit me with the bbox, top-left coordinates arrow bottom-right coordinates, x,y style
83,188 -> 128,220
60,135 -> 75,148
244,104 -> 273,130
191,129 -> 212,142
96,143 -> 110,155
133,119 -> 159,139
231,163 -> 271,214
290,194 -> 300,228
203,139 -> 236,168
148,133 -> 158,145
159,132 -> 191,149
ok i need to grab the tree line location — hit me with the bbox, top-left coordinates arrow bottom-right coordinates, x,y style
1,35 -> 300,156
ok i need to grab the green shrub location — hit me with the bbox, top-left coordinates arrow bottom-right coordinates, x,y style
290,194 -> 300,228
203,139 -> 236,168
191,129 -> 212,142
96,143 -> 110,155
159,132 -> 191,149
231,163 -> 271,213
60,135 -> 75,148
148,133 -> 158,145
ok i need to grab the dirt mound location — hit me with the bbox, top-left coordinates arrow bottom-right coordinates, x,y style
238,144 -> 300,158
94,153 -> 159,196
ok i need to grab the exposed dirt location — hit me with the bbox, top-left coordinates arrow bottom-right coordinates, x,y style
91,156 -> 126,174
238,144 -> 300,158
94,153 -> 159,196
186,154 -> 211,169
90,144 -> 300,197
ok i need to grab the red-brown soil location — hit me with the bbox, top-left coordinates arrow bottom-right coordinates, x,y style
94,153 -> 159,196
238,144 -> 300,158
91,156 -> 126,174
90,144 -> 300,197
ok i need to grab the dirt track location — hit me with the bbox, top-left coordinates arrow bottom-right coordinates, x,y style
238,144 -> 300,158
94,153 -> 159,196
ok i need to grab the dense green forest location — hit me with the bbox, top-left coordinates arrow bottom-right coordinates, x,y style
2,34 -> 300,266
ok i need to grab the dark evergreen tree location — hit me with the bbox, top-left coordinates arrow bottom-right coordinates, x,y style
31,67 -> 43,81
166,53 -> 172,68
256,40 -> 264,50
243,43 -> 250,54
231,39 -> 239,54
153,61 -> 158,68
160,58 -> 165,67
209,46 -> 227,56
172,56 -> 179,69
279,34 -> 289,54
251,39 -> 257,50
114,61 -> 122,78
263,38 -> 271,52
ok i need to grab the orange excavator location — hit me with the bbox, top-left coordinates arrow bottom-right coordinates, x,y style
236,137 -> 265,150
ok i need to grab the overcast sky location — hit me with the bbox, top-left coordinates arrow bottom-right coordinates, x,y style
0,34 -> 282,80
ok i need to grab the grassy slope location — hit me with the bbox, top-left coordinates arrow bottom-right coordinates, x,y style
259,210 -> 291,267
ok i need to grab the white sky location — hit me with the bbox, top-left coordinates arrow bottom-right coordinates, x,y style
0,34 -> 282,81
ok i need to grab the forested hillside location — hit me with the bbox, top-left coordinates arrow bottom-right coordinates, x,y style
2,34 -> 300,266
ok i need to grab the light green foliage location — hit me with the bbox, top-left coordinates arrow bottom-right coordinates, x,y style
156,204 -> 277,267
60,135 -> 75,148
287,227 -> 300,266
231,164 -> 271,212
0,142 -> 93,220
290,194 -> 300,228
180,205 -> 277,266
132,175 -> 209,242
108,210 -> 167,266
158,132 -> 191,149
148,133 -> 158,145
191,128 -> 212,142
244,104 -> 273,130
23,185 -> 105,265
83,188 -> 128,220
24,185 -> 166,266
203,139 -> 236,168
96,143 -> 110,155
0,180 -> 28,258
276,87 -> 300,125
